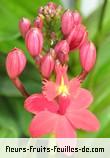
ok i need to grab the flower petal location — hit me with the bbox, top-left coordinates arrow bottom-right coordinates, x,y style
55,64 -> 68,85
66,109 -> 100,132
67,88 -> 93,111
42,80 -> 57,101
69,77 -> 80,96
29,111 -> 76,138
29,111 -> 58,137
57,96 -> 71,115
54,115 -> 76,138
24,94 -> 58,114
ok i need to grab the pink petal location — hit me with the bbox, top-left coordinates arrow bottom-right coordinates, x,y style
29,111 -> 58,137
42,80 -> 57,101
55,64 -> 68,85
54,115 -> 76,138
66,109 -> 100,132
57,96 -> 71,115
67,88 -> 93,111
24,94 -> 58,114
29,111 -> 76,138
69,77 -> 80,96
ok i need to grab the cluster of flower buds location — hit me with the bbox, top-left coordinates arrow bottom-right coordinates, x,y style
38,2 -> 62,20
60,9 -> 96,79
6,2 -> 97,97
61,10 -> 87,51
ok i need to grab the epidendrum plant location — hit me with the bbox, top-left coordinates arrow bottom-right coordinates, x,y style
6,2 -> 100,138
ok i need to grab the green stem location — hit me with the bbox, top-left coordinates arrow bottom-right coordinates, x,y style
12,77 -> 29,98
95,0 -> 108,49
98,0 -> 108,31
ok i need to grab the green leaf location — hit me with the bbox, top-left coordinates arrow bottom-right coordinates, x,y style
6,97 -> 32,137
84,1 -> 110,43
101,0 -> 110,39
0,97 -> 20,137
0,96 -> 32,137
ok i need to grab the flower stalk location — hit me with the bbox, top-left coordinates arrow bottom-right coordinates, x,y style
78,70 -> 88,82
12,78 -> 29,98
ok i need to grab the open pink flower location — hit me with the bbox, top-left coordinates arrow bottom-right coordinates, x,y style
42,64 -> 80,101
24,65 -> 99,138
25,92 -> 99,138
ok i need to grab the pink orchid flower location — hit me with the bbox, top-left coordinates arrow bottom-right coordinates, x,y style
42,64 -> 80,101
24,65 -> 99,138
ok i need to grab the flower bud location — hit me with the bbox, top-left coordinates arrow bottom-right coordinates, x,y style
80,41 -> 96,72
67,24 -> 87,51
38,7 -> 44,14
40,53 -> 55,78
55,40 -> 69,64
19,17 -> 31,38
61,10 -> 74,36
6,48 -> 26,79
72,11 -> 82,25
34,16 -> 43,30
47,2 -> 57,10
35,55 -> 42,65
25,28 -> 43,57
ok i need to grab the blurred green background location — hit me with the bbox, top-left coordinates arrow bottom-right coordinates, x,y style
0,0 -> 110,138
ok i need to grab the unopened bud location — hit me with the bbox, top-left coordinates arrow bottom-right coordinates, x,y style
34,16 -> 43,30
47,2 -> 57,10
40,53 -> 55,78
61,10 -> 74,36
67,24 -> 87,51
72,11 -> 82,25
38,7 -> 44,14
6,48 -> 26,79
80,41 -> 96,72
19,17 -> 31,38
55,40 -> 69,64
35,55 -> 43,65
25,28 -> 43,57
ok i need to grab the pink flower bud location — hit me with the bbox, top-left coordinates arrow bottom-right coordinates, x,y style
55,40 -> 69,64
35,55 -> 42,65
40,53 -> 55,78
34,16 -> 43,30
25,28 -> 43,57
80,41 -> 96,72
47,2 -> 57,9
72,11 -> 82,25
61,10 -> 82,37
67,24 -> 87,51
19,18 -> 31,38
6,48 -> 26,79
38,7 -> 44,14
61,10 -> 74,36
